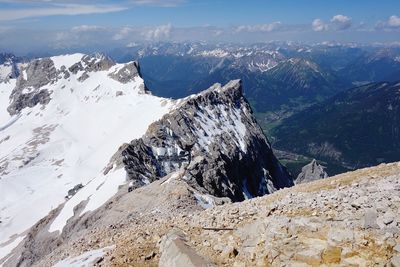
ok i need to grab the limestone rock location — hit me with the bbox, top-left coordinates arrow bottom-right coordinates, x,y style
296,159 -> 328,184
159,229 -> 216,267
122,80 -> 293,201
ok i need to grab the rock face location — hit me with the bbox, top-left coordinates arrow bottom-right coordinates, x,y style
6,53 -> 147,115
7,58 -> 56,115
108,61 -> 149,93
122,80 -> 293,201
296,159 -> 328,184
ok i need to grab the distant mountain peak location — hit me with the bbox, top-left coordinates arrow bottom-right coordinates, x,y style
6,54 -> 148,115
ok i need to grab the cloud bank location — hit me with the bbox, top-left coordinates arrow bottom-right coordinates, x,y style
312,15 -> 352,31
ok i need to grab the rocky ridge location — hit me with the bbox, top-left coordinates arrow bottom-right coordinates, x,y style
0,53 -> 174,264
121,79 -> 292,201
6,53 -> 148,115
25,162 -> 400,267
0,55 -> 292,266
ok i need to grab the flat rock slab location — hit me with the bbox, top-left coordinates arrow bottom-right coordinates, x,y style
159,229 -> 216,267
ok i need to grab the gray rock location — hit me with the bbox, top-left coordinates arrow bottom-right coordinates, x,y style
7,58 -> 57,115
363,208 -> 379,229
296,159 -> 328,184
159,229 -> 216,267
66,184 -> 83,199
7,89 -> 52,115
109,61 -> 149,94
121,80 -> 293,201
383,212 -> 395,225
328,229 -> 354,244
6,53 -> 118,115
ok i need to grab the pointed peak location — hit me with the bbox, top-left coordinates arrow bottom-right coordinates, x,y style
221,79 -> 242,92
203,79 -> 243,96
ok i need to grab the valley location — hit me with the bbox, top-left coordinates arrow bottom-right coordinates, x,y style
0,41 -> 400,267
1,1 -> 400,266
109,42 -> 400,176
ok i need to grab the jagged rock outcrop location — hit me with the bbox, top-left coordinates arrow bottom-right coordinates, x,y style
6,53 -> 147,115
296,159 -> 328,184
7,58 -> 56,115
122,80 -> 293,201
109,61 -> 149,93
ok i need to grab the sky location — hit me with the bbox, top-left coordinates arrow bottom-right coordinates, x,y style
0,0 -> 399,54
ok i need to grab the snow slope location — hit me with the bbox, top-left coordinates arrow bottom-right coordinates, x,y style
0,54 -> 174,261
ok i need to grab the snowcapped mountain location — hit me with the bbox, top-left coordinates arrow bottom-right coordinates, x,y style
112,42 -> 352,114
0,53 -> 292,266
111,42 -> 287,73
0,53 -> 175,261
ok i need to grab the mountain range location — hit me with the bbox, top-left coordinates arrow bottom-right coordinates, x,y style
0,42 -> 400,266
107,42 -> 400,175
0,53 -> 292,265
272,81 -> 400,174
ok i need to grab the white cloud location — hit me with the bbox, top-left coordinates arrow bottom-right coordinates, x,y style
235,22 -> 282,33
0,0 -> 185,21
71,25 -> 104,32
312,19 -> 326,31
388,15 -> 400,28
111,24 -> 173,41
112,27 -> 134,40
374,15 -> 400,31
142,23 -> 172,40
330,14 -> 352,30
312,15 -> 352,31
0,4 -> 127,21
331,15 -> 351,24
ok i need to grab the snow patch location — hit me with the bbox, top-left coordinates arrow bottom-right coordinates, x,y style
199,49 -> 229,58
242,180 -> 253,200
0,235 -> 25,262
51,54 -> 85,70
194,192 -> 215,209
0,54 -> 174,251
53,245 -> 114,267
49,168 -> 126,233
194,104 -> 247,153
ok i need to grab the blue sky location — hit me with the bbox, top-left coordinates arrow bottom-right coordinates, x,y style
0,0 -> 399,53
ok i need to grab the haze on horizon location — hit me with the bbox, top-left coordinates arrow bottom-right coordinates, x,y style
0,0 -> 399,55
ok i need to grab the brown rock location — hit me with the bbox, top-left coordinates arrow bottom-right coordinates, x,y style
294,249 -> 322,266
322,246 -> 342,264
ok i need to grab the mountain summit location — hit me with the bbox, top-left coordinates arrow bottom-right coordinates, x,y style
0,53 -> 292,265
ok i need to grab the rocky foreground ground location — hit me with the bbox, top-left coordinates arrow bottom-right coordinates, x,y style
36,162 -> 400,267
